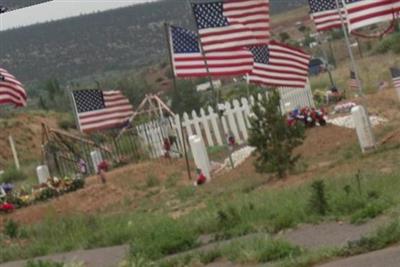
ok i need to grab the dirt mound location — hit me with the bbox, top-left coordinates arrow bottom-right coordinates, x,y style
0,159 -> 192,227
0,112 -> 59,168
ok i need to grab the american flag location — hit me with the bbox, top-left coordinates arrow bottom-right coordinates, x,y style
248,41 -> 311,88
72,89 -> 134,133
390,67 -> 400,91
309,0 -> 346,31
348,70 -> 360,90
344,0 -> 400,33
169,25 -> 254,77
192,0 -> 269,52
0,68 -> 27,107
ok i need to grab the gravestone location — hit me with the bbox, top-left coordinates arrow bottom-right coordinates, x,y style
351,105 -> 376,153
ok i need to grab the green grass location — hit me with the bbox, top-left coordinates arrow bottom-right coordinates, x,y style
2,170 -> 400,264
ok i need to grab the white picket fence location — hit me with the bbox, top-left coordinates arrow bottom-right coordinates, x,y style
173,85 -> 315,148
135,84 -> 314,156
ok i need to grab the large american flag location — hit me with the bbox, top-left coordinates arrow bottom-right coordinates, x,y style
0,68 -> 27,107
169,25 -> 254,77
344,0 -> 400,33
248,41 -> 311,88
309,0 -> 346,31
390,67 -> 400,92
192,0 -> 269,52
72,89 -> 134,133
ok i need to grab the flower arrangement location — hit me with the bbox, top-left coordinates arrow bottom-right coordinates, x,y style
0,176 -> 85,213
287,107 -> 327,128
334,102 -> 357,114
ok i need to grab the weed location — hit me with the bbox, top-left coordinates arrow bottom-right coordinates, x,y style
145,175 -> 160,188
4,220 -> 19,239
0,167 -> 27,183
308,180 -> 329,215
165,173 -> 180,188
176,186 -> 195,201
350,200 -> 390,224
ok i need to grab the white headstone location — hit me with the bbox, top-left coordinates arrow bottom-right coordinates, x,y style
351,105 -> 376,153
91,150 -> 103,174
188,135 -> 211,181
36,165 -> 50,184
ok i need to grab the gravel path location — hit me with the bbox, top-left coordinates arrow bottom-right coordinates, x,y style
279,216 -> 388,249
316,245 -> 400,267
0,245 -> 128,267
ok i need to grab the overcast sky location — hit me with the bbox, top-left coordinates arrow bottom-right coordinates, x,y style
0,0 -> 155,31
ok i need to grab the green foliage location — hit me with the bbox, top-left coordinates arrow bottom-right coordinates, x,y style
308,180 -> 329,216
169,80 -> 206,114
66,179 -> 85,193
36,188 -> 59,202
350,201 -> 389,224
57,115 -> 76,130
130,217 -> 197,260
279,32 -> 291,42
248,90 -> 305,178
221,237 -> 301,264
340,220 -> 400,256
4,220 -> 19,239
0,167 -> 28,183
373,33 -> 400,54
145,175 -> 160,188
38,79 -> 70,112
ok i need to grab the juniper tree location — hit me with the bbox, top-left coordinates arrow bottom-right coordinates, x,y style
248,90 -> 305,178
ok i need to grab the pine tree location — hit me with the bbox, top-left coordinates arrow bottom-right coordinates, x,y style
248,90 -> 305,178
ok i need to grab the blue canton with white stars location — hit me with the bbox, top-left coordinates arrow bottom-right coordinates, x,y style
192,2 -> 229,29
73,90 -> 106,113
250,46 -> 269,64
309,0 -> 342,13
391,67 -> 400,78
171,26 -> 200,54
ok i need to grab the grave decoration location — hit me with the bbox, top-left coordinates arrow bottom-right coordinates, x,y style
334,102 -> 357,114
287,107 -> 327,128
0,176 -> 85,213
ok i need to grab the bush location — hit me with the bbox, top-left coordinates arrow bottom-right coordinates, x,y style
308,180 -> 329,215
0,167 -> 28,183
25,260 -> 64,267
36,188 -> 59,202
57,116 -> 76,130
4,219 -> 19,239
66,179 -> 85,192
248,90 -> 305,178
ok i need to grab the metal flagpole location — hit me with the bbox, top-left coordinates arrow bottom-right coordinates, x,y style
316,33 -> 336,88
189,1 -> 235,169
164,22 -> 192,180
336,0 -> 363,96
68,85 -> 82,132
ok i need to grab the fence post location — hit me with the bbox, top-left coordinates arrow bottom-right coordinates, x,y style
208,106 -> 223,146
200,108 -> 214,147
233,99 -> 248,141
225,101 -> 241,144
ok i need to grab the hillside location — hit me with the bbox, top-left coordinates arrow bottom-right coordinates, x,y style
0,0 -> 307,85
0,0 -> 51,10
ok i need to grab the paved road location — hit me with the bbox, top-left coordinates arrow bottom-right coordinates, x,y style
317,245 -> 400,267
0,245 -> 128,267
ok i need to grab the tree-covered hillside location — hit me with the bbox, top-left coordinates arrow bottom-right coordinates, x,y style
0,0 -> 307,84
0,0 -> 52,10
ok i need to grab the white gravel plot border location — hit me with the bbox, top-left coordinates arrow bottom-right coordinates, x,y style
327,115 -> 387,129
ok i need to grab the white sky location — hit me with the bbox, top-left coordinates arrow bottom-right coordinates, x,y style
0,0 -> 155,31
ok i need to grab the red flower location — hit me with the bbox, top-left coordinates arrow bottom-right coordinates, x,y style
0,202 -> 15,212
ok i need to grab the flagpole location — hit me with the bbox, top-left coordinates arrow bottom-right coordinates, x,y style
336,0 -> 363,96
316,33 -> 336,88
189,1 -> 235,169
164,22 -> 192,181
68,85 -> 81,132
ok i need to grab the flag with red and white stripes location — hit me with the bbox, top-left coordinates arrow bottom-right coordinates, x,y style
72,89 -> 134,133
192,0 -> 270,52
344,0 -> 400,33
0,68 -> 27,107
390,67 -> 400,91
248,41 -> 311,88
308,0 -> 346,31
169,25 -> 254,77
